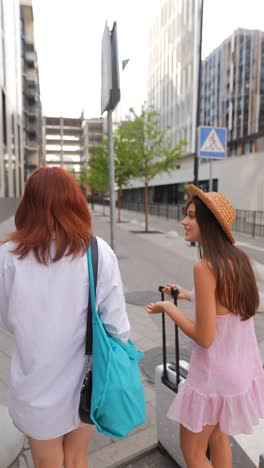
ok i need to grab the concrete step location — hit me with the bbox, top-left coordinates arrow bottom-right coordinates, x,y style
88,426 -> 157,468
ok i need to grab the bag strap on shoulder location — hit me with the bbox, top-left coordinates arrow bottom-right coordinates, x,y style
85,237 -> 98,356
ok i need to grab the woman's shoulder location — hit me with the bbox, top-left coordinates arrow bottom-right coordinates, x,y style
0,240 -> 16,258
193,259 -> 213,273
0,241 -> 17,270
193,259 -> 216,287
96,236 -> 117,264
96,236 -> 116,260
95,237 -> 120,282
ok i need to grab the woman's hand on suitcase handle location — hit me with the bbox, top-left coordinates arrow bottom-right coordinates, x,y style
162,284 -> 192,301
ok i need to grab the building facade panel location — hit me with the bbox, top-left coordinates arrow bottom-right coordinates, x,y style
121,150 -> 264,211
44,116 -> 104,173
20,0 -> 42,181
148,0 -> 201,153
125,23 -> 264,210
200,28 -> 264,156
0,0 -> 24,197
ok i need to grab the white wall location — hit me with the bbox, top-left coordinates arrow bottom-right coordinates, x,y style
127,152 -> 264,211
216,154 -> 264,211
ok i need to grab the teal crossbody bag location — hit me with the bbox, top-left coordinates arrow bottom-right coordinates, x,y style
87,240 -> 146,438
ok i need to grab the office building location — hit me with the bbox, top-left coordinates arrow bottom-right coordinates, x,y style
200,28 -> 264,155
148,0 -> 201,153
122,23 -> 264,210
20,0 -> 43,180
43,116 -> 104,173
82,117 -> 104,163
0,0 -> 24,197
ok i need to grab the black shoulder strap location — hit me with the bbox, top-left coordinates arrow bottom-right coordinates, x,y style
85,237 -> 98,356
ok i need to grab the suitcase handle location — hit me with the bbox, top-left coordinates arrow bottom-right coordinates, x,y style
158,286 -> 180,393
171,287 -> 179,299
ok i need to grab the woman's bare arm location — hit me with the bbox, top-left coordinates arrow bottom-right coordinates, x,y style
147,261 -> 217,348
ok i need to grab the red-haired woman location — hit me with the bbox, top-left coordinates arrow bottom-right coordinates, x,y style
0,167 -> 130,468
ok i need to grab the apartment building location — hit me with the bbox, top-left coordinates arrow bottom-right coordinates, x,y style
82,117 -> 104,163
43,116 -> 104,173
0,0 -> 24,197
148,0 -> 201,153
200,28 -> 264,156
20,0 -> 42,180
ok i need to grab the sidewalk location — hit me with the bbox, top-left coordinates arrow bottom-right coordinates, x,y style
1,210 -> 264,467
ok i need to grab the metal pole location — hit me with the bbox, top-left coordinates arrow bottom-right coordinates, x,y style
107,109 -> 116,251
193,0 -> 204,186
209,159 -> 213,191
190,0 -> 204,247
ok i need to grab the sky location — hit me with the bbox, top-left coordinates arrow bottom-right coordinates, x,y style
32,0 -> 264,119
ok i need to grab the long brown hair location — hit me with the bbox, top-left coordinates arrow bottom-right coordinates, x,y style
6,167 -> 93,264
188,196 -> 259,320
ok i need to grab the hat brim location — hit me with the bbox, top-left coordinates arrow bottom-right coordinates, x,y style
187,184 -> 235,244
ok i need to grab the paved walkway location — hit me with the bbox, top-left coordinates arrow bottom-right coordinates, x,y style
0,208 -> 264,467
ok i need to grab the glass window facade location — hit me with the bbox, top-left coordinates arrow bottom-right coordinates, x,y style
148,0 -> 201,153
0,0 -> 24,197
200,29 -> 264,155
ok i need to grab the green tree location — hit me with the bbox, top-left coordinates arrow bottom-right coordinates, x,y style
114,125 -> 140,222
121,105 -> 186,232
86,133 -> 139,222
87,144 -> 109,215
68,168 -> 88,191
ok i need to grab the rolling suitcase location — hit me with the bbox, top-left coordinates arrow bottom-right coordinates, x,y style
155,286 -> 210,466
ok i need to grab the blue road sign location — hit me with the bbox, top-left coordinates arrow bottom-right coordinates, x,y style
199,127 -> 227,159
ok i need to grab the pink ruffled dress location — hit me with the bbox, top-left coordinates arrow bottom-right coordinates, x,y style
167,290 -> 264,435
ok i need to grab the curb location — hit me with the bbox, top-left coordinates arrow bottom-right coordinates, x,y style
89,426 -> 157,468
113,446 -> 158,468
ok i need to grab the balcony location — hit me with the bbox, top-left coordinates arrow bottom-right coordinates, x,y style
26,69 -> 37,83
45,128 -> 61,136
63,119 -> 82,127
45,126 -> 82,136
45,118 -> 61,126
24,33 -> 34,46
26,124 -> 37,135
63,128 -> 82,136
25,51 -> 35,62
26,87 -> 37,100
25,153 -> 39,167
26,104 -> 38,115
25,137 -> 38,150
45,149 -> 82,155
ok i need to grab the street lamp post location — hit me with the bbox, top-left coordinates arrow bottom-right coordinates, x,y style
193,0 -> 204,186
101,22 -> 120,252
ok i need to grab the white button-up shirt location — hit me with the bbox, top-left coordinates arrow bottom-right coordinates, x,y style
0,236 -> 130,439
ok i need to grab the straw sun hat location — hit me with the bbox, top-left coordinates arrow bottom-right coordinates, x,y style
187,184 -> 236,244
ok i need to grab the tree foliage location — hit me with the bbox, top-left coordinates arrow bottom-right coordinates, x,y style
114,125 -> 140,221
87,143 -> 109,194
73,105 -> 186,228
120,105 -> 186,231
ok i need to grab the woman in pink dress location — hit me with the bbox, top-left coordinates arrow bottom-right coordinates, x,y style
146,184 -> 264,468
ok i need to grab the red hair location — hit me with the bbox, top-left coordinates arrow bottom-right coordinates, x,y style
6,167 -> 93,264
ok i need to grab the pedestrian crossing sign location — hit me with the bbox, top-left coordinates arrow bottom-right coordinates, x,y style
199,127 -> 227,159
